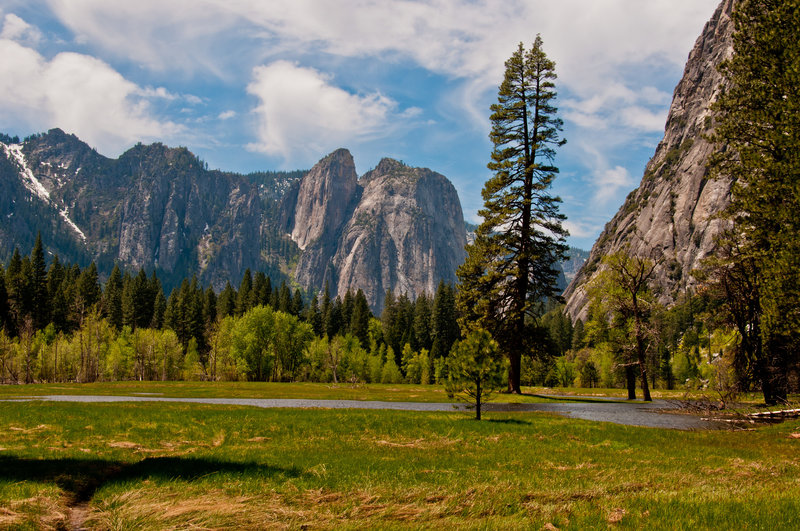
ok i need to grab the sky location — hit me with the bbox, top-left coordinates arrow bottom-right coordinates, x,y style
0,0 -> 721,250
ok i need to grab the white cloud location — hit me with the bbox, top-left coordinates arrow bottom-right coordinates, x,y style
595,166 -> 635,205
218,110 -> 237,120
44,1 -> 719,90
563,220 -> 598,240
562,83 -> 671,133
40,0 -> 719,168
1,13 -> 41,45
620,106 -> 668,132
0,30 -> 181,156
246,60 -> 402,164
137,86 -> 177,100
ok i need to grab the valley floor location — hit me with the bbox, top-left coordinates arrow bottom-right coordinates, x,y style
0,384 -> 798,529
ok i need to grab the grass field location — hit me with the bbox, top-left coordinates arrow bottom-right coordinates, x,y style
1,385 -> 799,529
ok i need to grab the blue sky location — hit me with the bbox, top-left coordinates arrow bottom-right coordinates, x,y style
0,0 -> 720,249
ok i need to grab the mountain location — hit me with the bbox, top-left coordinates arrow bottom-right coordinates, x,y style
564,0 -> 734,321
282,152 -> 467,313
0,129 -> 303,289
1,131 -> 467,312
558,247 -> 590,292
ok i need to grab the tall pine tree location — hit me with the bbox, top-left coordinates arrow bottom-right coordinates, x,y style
103,264 -> 123,329
30,234 -> 49,330
457,37 -> 568,393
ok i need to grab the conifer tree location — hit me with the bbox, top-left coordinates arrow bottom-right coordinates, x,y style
321,282 -> 332,336
431,282 -> 458,360
457,36 -> 568,393
30,233 -> 49,330
203,287 -> 217,328
5,249 -> 24,334
262,276 -> 273,307
306,294 -> 323,336
292,288 -> 304,317
413,292 -> 433,352
104,265 -> 124,330
75,262 -> 100,320
278,282 -> 292,313
151,289 -> 167,329
236,269 -> 253,316
326,296 -> 343,339
217,281 -> 236,319
350,289 -> 371,348
186,276 -> 206,353
709,0 -> 800,403
252,272 -> 268,308
121,272 -> 136,329
0,269 -> 8,332
342,290 -> 354,333
46,255 -> 68,333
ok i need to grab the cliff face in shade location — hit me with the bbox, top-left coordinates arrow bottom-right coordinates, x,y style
285,153 -> 467,313
564,0 -> 735,321
0,129 -> 301,290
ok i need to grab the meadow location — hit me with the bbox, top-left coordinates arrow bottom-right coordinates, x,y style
0,384 -> 799,529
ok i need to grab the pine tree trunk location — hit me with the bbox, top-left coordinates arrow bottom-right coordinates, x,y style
476,380 -> 482,420
626,365 -> 637,400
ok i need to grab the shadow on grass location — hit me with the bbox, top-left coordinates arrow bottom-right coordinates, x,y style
0,455 -> 301,506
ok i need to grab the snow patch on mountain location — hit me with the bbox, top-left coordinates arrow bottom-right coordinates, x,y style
60,206 -> 87,241
3,142 -> 51,202
2,141 -> 86,242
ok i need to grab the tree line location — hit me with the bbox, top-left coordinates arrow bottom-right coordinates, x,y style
0,235 -> 459,384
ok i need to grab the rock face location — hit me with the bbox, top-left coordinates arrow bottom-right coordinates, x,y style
564,0 -> 734,321
285,152 -> 467,313
288,149 -> 359,251
0,129 -> 301,290
1,131 -> 467,311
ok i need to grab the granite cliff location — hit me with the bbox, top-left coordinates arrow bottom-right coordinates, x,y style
1,132 -> 467,312
283,152 -> 467,313
564,0 -> 735,321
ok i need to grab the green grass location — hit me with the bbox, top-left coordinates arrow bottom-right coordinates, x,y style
0,399 -> 798,529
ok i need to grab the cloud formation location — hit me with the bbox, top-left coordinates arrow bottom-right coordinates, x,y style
246,61 -> 406,164
0,16 -> 181,155
40,0 -> 717,171
0,13 -> 41,44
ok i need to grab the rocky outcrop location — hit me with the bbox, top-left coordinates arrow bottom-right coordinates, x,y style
285,152 -> 467,312
0,129 -> 299,290
288,148 -> 359,251
334,158 -> 467,312
564,0 -> 734,321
